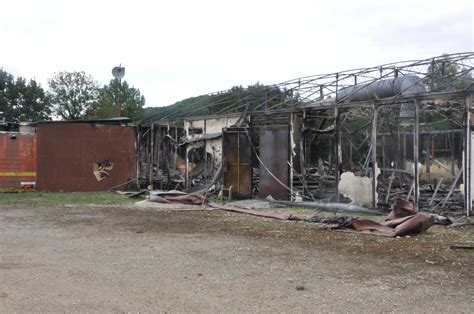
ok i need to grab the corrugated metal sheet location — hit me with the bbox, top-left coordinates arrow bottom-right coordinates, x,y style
36,122 -> 136,192
259,125 -> 290,200
0,133 -> 37,190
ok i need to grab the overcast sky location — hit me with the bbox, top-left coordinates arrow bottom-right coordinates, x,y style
1,0 -> 473,107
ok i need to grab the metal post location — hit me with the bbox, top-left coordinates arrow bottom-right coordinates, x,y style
335,107 -> 341,202
464,94 -> 472,216
117,78 -> 122,116
381,135 -> 385,168
149,124 -> 155,190
185,145 -> 189,190
136,125 -> 140,186
371,104 -> 378,208
413,100 -> 420,212
289,113 -> 294,201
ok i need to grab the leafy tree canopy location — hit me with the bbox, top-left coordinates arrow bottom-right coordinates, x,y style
0,68 -> 51,122
88,79 -> 145,123
48,71 -> 99,120
423,54 -> 473,92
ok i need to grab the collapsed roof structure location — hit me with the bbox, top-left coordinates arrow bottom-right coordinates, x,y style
139,52 -> 474,217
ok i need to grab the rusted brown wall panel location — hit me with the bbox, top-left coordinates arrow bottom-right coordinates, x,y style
0,133 -> 36,189
36,123 -> 136,192
222,128 -> 252,199
259,125 -> 290,200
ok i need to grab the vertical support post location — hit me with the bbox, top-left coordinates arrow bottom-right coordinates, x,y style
403,135 -> 407,166
464,94 -> 472,216
335,107 -> 341,202
425,113 -> 432,176
349,139 -> 353,171
450,134 -> 455,176
396,114 -> 401,170
371,104 -> 378,208
185,145 -> 189,190
413,100 -> 420,212
149,124 -> 155,190
136,125 -> 140,186
172,126 -> 177,168
289,113 -> 294,201
425,135 -> 431,175
381,135 -> 385,168
184,121 -> 189,190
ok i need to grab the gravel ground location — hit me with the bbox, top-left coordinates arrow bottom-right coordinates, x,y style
0,203 -> 473,313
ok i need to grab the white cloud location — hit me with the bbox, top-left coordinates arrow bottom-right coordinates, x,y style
1,0 -> 472,107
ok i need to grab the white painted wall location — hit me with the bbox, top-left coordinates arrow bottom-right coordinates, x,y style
183,116 -> 239,169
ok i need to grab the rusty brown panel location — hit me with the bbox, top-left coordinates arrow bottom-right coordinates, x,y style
222,128 -> 252,199
259,125 -> 290,200
36,123 -> 136,192
0,133 -> 36,189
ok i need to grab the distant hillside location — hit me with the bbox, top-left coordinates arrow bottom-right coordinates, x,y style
142,83 -> 300,123
143,94 -> 212,122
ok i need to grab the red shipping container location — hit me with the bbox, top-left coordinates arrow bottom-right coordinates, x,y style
0,133 -> 37,190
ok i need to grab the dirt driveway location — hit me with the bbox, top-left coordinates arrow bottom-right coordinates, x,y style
0,203 -> 473,312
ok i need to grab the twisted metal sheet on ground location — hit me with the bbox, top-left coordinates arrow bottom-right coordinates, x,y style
148,193 -> 436,237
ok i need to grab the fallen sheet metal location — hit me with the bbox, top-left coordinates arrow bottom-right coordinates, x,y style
339,198 -> 435,237
147,193 -> 437,237
149,193 -> 206,205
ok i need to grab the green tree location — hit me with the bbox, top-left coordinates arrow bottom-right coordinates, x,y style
0,68 -> 51,122
0,69 -> 14,121
88,79 -> 145,123
424,55 -> 473,92
48,71 -> 99,120
14,77 -> 52,121
142,82 -> 302,122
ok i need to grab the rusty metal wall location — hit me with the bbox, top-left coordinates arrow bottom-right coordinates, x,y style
36,123 -> 136,192
0,133 -> 36,190
259,125 -> 290,200
222,127 -> 252,199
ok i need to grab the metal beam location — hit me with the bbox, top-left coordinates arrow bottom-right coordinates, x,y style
335,108 -> 341,202
371,104 -> 378,208
136,126 -> 140,186
141,91 -> 469,127
413,100 -> 420,211
464,93 -> 472,216
148,124 -> 155,190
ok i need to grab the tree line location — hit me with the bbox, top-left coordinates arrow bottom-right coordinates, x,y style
0,69 -> 145,123
143,82 -> 300,122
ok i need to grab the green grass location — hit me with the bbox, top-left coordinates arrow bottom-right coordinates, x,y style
0,191 -> 139,206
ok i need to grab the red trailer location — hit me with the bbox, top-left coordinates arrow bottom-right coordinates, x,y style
0,132 -> 37,190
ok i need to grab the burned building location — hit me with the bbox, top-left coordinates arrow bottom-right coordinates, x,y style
139,53 -> 474,216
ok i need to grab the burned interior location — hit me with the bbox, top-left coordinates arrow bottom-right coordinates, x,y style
137,53 -> 474,217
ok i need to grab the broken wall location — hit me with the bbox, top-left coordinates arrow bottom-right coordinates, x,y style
184,116 -> 239,169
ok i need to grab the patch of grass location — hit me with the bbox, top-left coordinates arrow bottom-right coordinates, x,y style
0,191 -> 139,206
